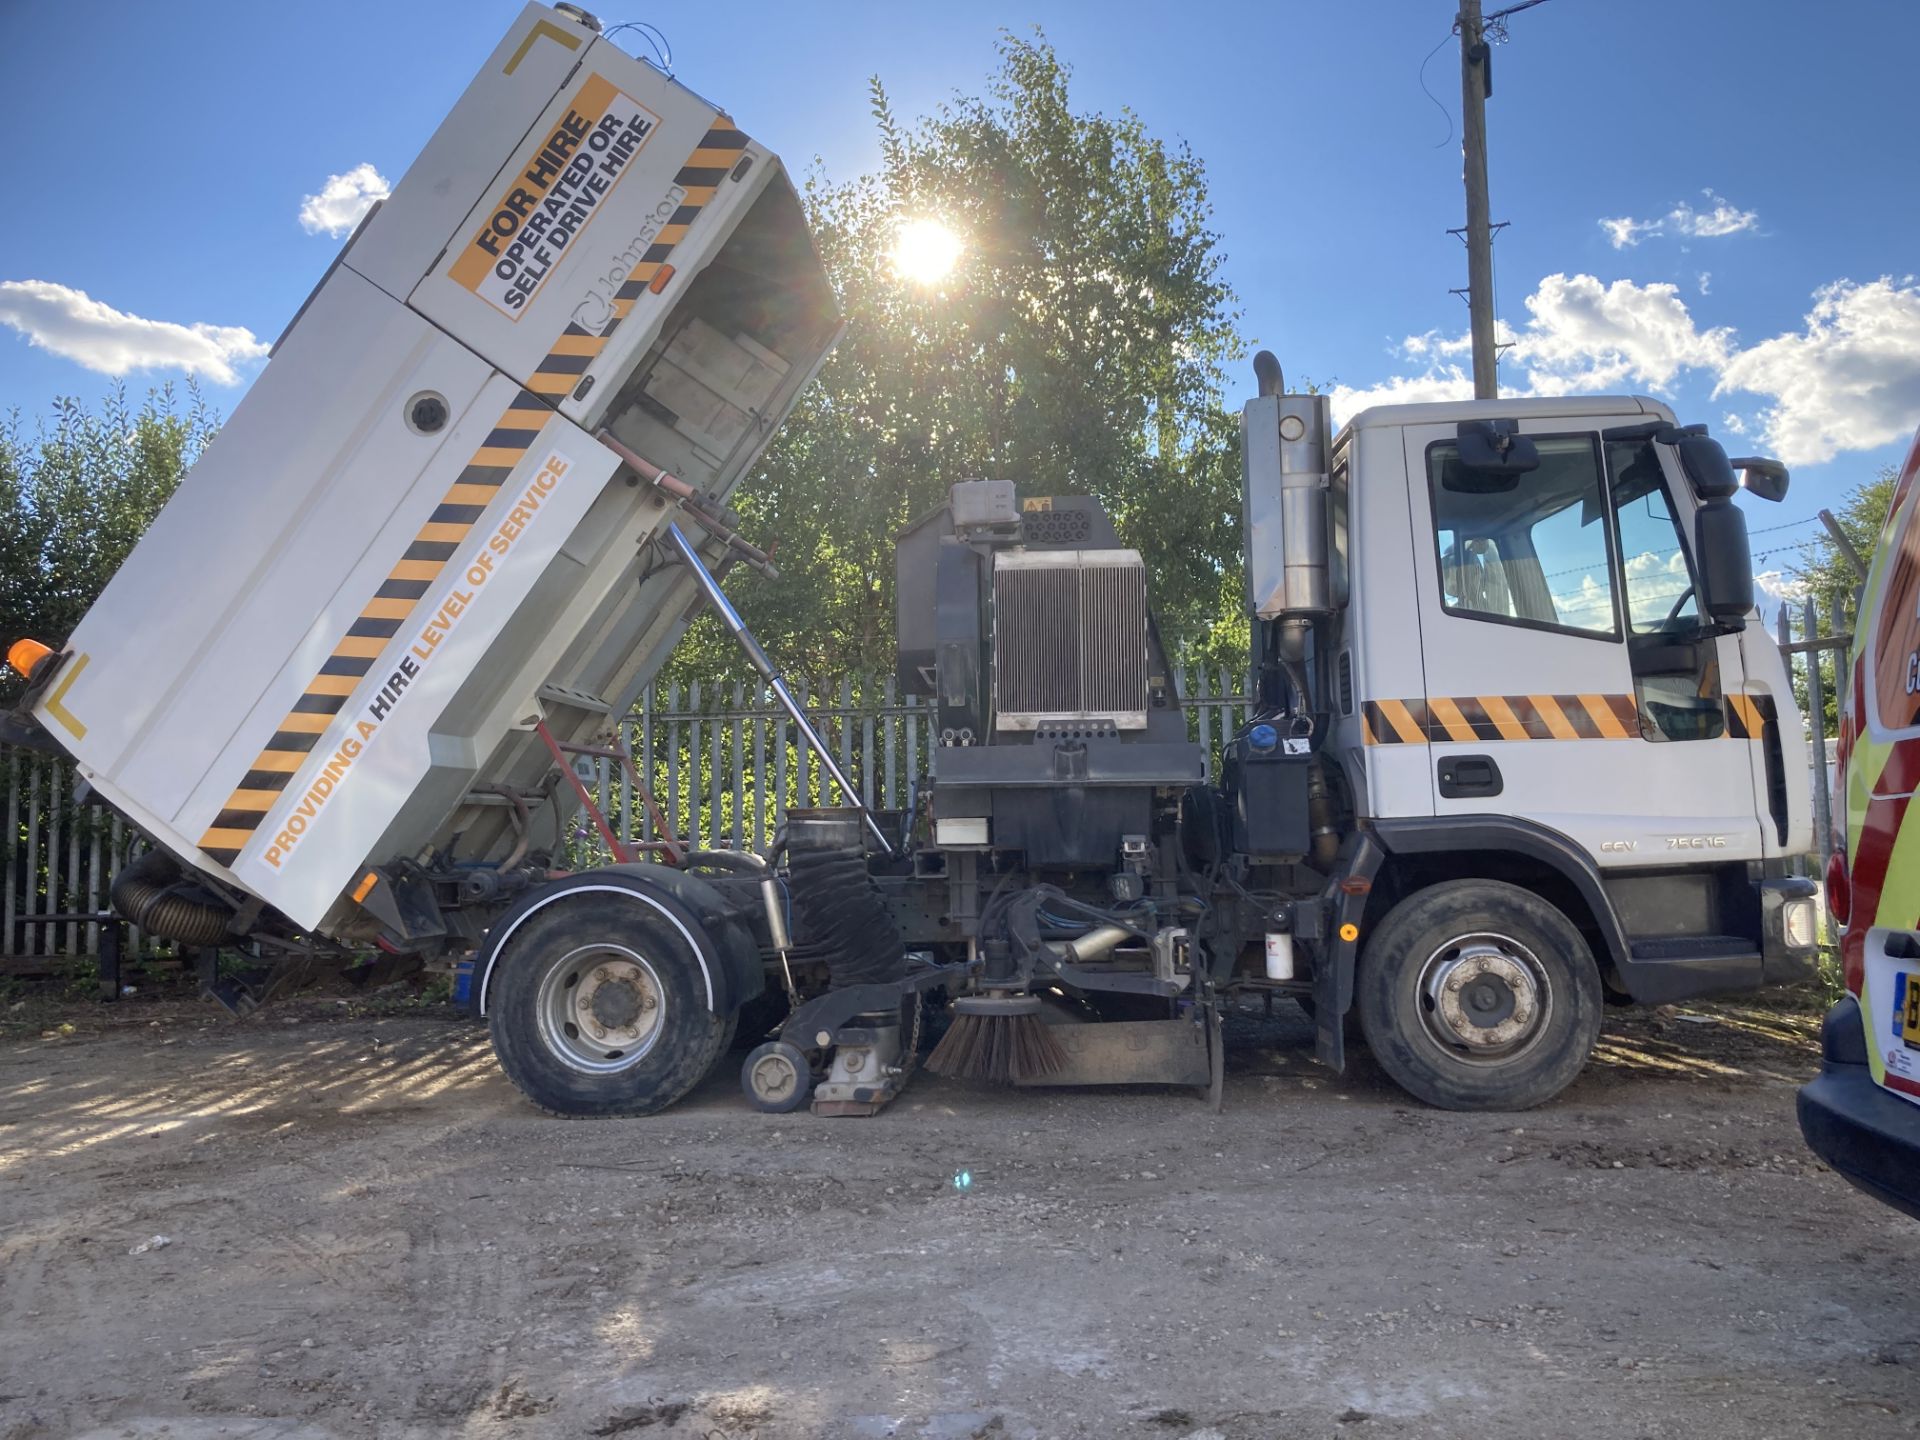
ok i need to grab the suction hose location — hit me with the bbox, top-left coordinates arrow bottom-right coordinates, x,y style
785,813 -> 906,989
111,849 -> 233,947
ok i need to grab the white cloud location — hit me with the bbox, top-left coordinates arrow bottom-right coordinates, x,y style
0,280 -> 266,385
1754,570 -> 1810,613
1714,277 -> 1920,467
1319,270 -> 1920,471
1333,274 -> 1729,423
1600,190 -> 1759,249
298,163 -> 390,238
1698,271 -> 1712,296
1328,364 -> 1475,427
1513,273 -> 1733,392
1601,216 -> 1656,250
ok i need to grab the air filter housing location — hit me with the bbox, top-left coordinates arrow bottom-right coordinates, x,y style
992,549 -> 1149,731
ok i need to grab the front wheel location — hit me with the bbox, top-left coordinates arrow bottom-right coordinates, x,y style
488,892 -> 736,1117
1356,879 -> 1602,1111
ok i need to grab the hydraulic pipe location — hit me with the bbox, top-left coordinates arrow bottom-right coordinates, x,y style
664,523 -> 895,856
597,430 -> 780,578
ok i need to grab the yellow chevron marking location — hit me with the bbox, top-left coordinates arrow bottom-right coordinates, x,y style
502,18 -> 581,75
42,652 -> 89,741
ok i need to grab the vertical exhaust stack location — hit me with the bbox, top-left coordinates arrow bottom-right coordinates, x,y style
1242,351 -> 1334,709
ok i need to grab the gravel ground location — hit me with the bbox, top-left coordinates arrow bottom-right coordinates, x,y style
1,993 -> 1916,1440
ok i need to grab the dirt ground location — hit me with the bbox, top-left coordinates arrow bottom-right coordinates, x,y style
1,989 -> 1917,1440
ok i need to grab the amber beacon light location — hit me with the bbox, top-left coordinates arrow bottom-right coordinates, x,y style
5,637 -> 51,680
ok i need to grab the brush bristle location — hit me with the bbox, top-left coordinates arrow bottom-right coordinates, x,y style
926,1011 -> 1069,1084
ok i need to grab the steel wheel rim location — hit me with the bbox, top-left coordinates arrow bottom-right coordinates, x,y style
1415,931 -> 1550,1064
535,943 -> 666,1074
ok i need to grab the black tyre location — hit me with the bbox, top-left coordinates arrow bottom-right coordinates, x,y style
488,892 -> 737,1117
741,1040 -> 812,1113
1356,879 -> 1602,1111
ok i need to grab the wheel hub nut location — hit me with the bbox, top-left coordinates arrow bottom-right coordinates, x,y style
1434,947 -> 1537,1052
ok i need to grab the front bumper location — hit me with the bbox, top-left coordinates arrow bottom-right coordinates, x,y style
1797,996 -> 1920,1220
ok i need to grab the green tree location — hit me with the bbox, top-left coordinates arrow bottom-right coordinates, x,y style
1788,464 -> 1897,733
1792,464 -> 1897,632
0,384 -> 219,701
667,32 -> 1249,686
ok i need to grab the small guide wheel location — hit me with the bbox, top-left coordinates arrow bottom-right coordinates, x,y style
742,1040 -> 812,1114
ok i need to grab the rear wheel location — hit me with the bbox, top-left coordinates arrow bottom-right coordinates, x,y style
488,893 -> 736,1117
1357,879 -> 1602,1111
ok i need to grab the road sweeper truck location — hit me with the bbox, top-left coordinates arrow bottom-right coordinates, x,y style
6,3 -> 1821,1116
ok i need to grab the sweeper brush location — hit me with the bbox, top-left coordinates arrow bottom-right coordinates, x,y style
926,995 -> 1069,1084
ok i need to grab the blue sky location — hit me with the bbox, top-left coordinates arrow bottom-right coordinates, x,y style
3,0 -> 1917,600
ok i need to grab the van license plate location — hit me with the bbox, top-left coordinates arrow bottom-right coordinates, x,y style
1900,973 -> 1920,1049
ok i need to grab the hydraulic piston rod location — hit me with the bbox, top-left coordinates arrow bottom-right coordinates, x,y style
663,522 -> 895,856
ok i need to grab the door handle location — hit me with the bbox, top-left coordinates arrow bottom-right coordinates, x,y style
1438,753 -> 1503,799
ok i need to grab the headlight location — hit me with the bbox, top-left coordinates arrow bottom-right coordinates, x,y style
1784,896 -> 1818,949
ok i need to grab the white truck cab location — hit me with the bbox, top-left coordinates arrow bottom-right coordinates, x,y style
1273,387 -> 1818,1102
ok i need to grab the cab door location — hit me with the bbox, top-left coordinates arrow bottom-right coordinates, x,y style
1401,419 -> 1764,866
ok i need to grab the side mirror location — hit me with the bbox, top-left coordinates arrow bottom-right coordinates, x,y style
1664,431 -> 1739,499
1695,497 -> 1753,629
1732,456 -> 1790,503
1453,419 -> 1539,483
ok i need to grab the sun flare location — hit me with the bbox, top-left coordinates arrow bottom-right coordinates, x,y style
892,217 -> 964,284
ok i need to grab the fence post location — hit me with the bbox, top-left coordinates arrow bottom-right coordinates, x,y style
3,753 -> 17,957
25,762 -> 42,957
731,681 -> 747,849
1804,595 -> 1833,873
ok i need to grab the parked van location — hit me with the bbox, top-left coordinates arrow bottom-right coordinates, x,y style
1798,424 -> 1920,1217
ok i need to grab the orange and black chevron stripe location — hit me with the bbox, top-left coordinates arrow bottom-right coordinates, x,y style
1363,694 -> 1642,745
1363,691 -> 1781,746
196,388 -> 552,867
197,118 -> 751,869
523,120 -> 748,401
1724,691 -> 1777,739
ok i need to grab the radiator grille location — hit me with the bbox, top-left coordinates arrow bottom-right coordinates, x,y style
993,549 -> 1149,729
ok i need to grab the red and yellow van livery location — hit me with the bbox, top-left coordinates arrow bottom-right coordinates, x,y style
1800,423 -> 1920,1217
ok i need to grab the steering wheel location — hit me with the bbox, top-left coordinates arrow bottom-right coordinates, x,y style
1662,584 -> 1695,628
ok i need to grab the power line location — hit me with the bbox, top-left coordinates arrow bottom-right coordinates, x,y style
1416,30 -> 1457,149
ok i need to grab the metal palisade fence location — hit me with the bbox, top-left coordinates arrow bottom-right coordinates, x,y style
608,667 -> 1259,857
0,625 -> 1844,964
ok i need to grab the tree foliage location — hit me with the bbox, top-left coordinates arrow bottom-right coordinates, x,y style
667,32 -> 1249,684
1792,464 -> 1897,632
1789,464 -> 1897,733
0,384 -> 219,700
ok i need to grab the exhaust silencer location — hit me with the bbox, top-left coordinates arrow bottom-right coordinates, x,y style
1242,352 -> 1333,626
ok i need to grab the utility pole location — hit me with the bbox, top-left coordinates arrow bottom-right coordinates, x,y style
1458,0 -> 1498,398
